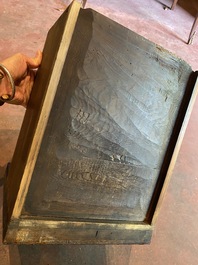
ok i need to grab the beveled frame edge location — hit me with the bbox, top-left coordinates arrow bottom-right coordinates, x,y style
5,74 -> 197,245
3,0 -> 83,243
3,0 -> 152,245
3,2 -> 198,244
152,73 -> 198,225
12,0 -> 82,220
4,219 -> 152,245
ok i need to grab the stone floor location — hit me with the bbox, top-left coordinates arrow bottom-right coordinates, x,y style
1,0 -> 198,264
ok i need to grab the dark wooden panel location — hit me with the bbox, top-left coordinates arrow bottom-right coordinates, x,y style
23,8 -> 192,222
4,1 -> 197,244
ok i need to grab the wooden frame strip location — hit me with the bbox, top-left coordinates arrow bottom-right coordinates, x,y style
152,75 -> 198,225
12,0 -> 82,219
5,219 -> 152,244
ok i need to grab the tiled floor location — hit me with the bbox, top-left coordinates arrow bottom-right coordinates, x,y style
1,0 -> 198,264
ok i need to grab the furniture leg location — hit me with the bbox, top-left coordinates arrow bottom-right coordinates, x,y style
171,0 -> 179,10
164,0 -> 178,11
188,13 -> 198,44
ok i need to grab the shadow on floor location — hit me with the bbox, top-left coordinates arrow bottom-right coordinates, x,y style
9,245 -> 132,265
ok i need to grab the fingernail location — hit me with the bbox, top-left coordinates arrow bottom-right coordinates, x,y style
1,94 -> 10,100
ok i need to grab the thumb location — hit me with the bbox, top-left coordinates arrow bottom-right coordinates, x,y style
26,50 -> 42,69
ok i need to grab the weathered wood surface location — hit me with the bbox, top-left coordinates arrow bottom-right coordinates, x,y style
3,0 -> 82,225
3,2 -> 197,244
24,8 -> 192,222
151,74 -> 198,225
4,219 -> 152,244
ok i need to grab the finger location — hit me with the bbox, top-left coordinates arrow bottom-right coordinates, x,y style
26,50 -> 42,69
7,70 -> 35,107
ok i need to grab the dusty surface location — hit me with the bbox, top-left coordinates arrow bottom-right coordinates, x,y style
1,0 -> 198,264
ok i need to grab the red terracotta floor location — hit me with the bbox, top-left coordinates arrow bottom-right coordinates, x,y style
1,0 -> 198,264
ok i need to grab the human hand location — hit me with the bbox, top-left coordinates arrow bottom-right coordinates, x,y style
0,50 -> 42,107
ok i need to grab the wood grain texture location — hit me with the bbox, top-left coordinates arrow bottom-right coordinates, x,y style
24,8 -> 192,222
4,219 -> 152,244
3,0 -> 82,227
151,73 -> 198,225
3,3 -> 197,244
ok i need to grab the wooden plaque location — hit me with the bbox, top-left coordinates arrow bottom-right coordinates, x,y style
3,1 -> 198,244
